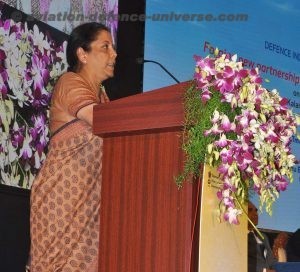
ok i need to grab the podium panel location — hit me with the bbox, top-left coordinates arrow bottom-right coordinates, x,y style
93,82 -> 200,271
98,132 -> 200,271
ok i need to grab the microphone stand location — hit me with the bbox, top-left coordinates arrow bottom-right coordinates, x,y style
140,59 -> 180,84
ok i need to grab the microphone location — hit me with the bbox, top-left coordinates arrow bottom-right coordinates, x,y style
136,58 -> 180,84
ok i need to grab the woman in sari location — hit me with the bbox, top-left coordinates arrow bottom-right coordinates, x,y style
29,22 -> 117,272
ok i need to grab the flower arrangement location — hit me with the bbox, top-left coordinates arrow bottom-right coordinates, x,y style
176,52 -> 299,224
0,18 -> 67,188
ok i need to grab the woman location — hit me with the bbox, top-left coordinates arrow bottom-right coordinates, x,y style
29,22 -> 117,271
272,231 -> 289,262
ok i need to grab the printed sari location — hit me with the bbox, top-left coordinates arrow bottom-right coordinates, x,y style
30,119 -> 102,272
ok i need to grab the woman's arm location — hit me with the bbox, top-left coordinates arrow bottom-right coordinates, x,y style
76,103 -> 97,126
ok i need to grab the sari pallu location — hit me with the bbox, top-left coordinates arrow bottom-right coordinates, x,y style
30,119 -> 102,272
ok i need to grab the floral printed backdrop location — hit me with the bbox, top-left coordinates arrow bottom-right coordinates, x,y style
0,2 -> 68,188
0,1 -> 118,188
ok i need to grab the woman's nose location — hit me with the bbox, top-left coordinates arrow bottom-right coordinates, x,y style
111,48 -> 117,58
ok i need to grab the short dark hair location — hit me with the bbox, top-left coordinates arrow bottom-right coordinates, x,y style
66,22 -> 109,72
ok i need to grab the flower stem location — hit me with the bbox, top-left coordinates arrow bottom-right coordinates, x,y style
234,193 -> 264,240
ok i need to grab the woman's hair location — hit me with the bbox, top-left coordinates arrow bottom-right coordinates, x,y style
66,22 -> 109,72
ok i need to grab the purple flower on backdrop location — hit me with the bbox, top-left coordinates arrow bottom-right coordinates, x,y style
11,125 -> 25,148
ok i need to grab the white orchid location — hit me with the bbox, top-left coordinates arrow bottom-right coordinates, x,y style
33,24 -> 50,51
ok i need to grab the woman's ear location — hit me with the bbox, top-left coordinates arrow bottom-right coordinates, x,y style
76,47 -> 87,64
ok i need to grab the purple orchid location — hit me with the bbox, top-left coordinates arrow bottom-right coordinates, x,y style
11,125 -> 25,148
224,207 -> 241,224
220,115 -> 232,132
31,54 -> 50,92
200,87 -> 212,104
215,72 -> 234,93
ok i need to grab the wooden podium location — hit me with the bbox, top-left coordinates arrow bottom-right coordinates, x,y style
93,82 -> 201,272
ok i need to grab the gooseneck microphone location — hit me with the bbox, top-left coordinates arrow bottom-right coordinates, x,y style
136,58 -> 180,84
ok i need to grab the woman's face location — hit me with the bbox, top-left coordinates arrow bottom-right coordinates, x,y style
84,30 -> 117,82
